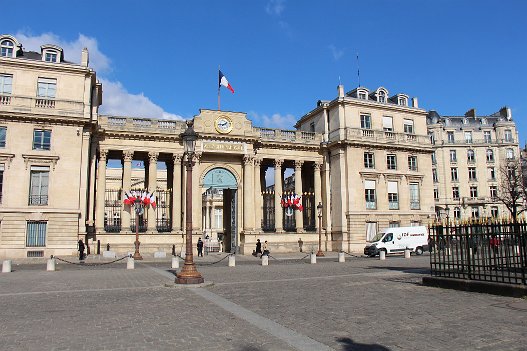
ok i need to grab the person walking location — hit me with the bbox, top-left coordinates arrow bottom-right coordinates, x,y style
197,238 -> 204,257
78,239 -> 85,261
263,240 -> 270,257
255,239 -> 262,257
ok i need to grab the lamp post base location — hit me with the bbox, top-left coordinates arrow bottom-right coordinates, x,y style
316,250 -> 325,257
133,241 -> 143,260
175,262 -> 204,284
175,276 -> 205,284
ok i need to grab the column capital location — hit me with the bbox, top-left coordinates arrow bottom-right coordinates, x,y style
192,152 -> 203,163
313,162 -> 322,171
294,160 -> 304,170
274,159 -> 283,168
243,154 -> 254,165
99,148 -> 109,161
148,151 -> 159,163
254,157 -> 262,167
123,150 -> 134,162
173,153 -> 183,165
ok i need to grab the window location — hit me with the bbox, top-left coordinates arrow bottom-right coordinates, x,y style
490,185 -> 497,199
506,148 -> 514,160
398,97 -> 407,106
360,114 -> 371,129
467,149 -> 475,163
450,150 -> 457,162
447,132 -> 455,144
29,166 -> 49,206
429,132 -> 435,144
364,180 -> 376,209
366,222 -> 377,241
45,51 -> 57,63
464,131 -> 472,144
431,152 -> 437,165
26,221 -> 47,247
364,152 -> 375,169
454,207 -> 461,219
468,167 -> 477,181
504,130 -> 513,142
507,166 -> 515,178
491,207 -> 498,218
0,40 -> 14,57
403,119 -> 414,134
470,186 -> 478,198
389,222 -> 400,228
387,154 -> 397,170
408,155 -> 418,171
0,164 -> 3,203
432,169 -> 438,183
471,207 -> 480,218
434,188 -> 439,200
488,167 -> 496,180
33,129 -> 51,150
382,116 -> 393,131
378,90 -> 386,103
0,127 -> 5,148
409,183 -> 420,209
410,221 -> 421,227
214,208 -> 223,229
486,149 -> 494,162
0,74 -> 12,94
484,131 -> 492,143
37,78 -> 57,98
452,187 -> 460,200
451,167 -> 458,182
358,92 -> 367,100
309,122 -> 315,133
387,181 -> 398,209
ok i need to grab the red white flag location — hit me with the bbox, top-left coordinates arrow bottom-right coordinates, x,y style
219,70 -> 235,93
149,193 -> 157,209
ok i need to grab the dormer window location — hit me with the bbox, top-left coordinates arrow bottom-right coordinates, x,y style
45,51 -> 58,63
358,92 -> 367,100
377,89 -> 387,103
1,40 -> 14,57
398,97 -> 407,106
41,45 -> 63,63
356,88 -> 369,100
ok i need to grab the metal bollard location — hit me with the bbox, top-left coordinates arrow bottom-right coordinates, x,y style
47,258 -> 56,271
262,255 -> 269,266
2,260 -> 12,273
338,252 -> 345,263
379,250 -> 386,260
404,249 -> 411,259
228,255 -> 235,267
127,257 -> 134,270
171,256 -> 179,269
310,253 -> 316,264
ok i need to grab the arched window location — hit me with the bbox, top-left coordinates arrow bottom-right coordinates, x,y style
467,149 -> 475,163
1,40 -> 14,57
506,148 -> 514,159
378,90 -> 386,103
486,149 -> 494,162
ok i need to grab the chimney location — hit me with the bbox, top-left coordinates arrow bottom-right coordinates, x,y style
412,97 -> 419,108
499,106 -> 512,120
81,48 -> 89,67
337,84 -> 345,98
464,108 -> 476,118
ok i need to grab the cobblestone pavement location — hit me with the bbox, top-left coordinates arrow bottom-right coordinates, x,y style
1,253 -> 526,350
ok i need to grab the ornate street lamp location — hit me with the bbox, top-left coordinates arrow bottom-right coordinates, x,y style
445,205 -> 450,227
175,121 -> 204,284
133,197 -> 143,260
316,202 -> 324,257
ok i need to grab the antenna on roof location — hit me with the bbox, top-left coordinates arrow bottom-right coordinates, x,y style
338,75 -> 341,85
356,53 -> 361,87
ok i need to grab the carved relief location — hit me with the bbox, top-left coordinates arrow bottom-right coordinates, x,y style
123,150 -> 134,162
294,160 -> 304,170
148,151 -> 159,162
99,149 -> 109,161
313,162 -> 322,171
173,154 -> 183,165
243,154 -> 254,165
274,159 -> 283,168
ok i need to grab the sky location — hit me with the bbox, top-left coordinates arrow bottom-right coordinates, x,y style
3,0 -> 527,145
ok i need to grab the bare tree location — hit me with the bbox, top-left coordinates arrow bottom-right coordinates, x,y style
496,160 -> 525,223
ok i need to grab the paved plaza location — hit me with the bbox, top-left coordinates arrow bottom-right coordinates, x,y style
0,252 -> 526,351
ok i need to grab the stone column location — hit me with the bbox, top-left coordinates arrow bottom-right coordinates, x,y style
205,200 -> 210,235
243,155 -> 255,232
254,158 -> 262,231
121,151 -> 134,231
172,154 -> 183,232
95,149 -> 108,231
274,159 -> 283,232
147,152 -> 158,231
192,153 -> 202,232
314,162 -> 322,231
294,160 -> 304,232
78,131 -> 91,235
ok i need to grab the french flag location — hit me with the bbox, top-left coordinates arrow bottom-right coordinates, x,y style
149,193 -> 157,209
219,70 -> 234,93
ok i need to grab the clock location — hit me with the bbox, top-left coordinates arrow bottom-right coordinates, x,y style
215,116 -> 233,134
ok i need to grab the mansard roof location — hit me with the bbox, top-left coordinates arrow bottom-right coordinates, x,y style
426,107 -> 513,126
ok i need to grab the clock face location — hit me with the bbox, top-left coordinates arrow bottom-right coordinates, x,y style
215,116 -> 233,134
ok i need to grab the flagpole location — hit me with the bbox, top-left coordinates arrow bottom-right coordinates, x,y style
218,65 -> 221,111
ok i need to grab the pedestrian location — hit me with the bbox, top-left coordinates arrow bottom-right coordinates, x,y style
78,239 -> 85,260
255,239 -> 262,257
263,240 -> 270,257
197,237 -> 204,257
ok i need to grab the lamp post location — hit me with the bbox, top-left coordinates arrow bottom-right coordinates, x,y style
316,202 -> 324,257
133,198 -> 143,260
176,121 -> 204,284
445,205 -> 450,227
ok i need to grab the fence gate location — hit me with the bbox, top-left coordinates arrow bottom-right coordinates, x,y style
302,192 -> 316,231
156,189 -> 171,232
262,191 -> 275,231
104,189 -> 121,232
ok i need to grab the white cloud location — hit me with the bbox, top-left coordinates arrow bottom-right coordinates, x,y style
329,44 -> 344,61
249,111 -> 297,130
14,31 -> 182,120
266,0 -> 285,16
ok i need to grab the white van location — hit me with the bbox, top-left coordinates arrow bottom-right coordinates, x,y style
364,226 -> 429,257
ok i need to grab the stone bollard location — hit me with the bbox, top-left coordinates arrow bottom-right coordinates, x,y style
2,260 -> 12,273
404,249 -> 411,259
262,255 -> 269,266
171,257 -> 179,269
310,253 -> 317,264
379,250 -> 386,260
47,258 -> 56,271
127,257 -> 134,270
228,255 -> 235,267
338,252 -> 345,263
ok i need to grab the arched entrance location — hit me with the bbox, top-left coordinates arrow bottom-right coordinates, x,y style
202,168 -> 238,253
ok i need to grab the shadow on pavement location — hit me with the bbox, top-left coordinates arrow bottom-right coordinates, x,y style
365,266 -> 430,275
336,337 -> 391,351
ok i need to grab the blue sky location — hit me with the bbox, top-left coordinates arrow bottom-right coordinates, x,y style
4,0 -> 527,145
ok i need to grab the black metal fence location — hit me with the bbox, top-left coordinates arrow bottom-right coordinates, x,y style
104,189 -> 121,232
155,189 -> 171,232
429,220 -> 527,285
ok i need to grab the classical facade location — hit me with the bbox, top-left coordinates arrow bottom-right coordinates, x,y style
0,34 -> 521,259
427,108 -> 520,220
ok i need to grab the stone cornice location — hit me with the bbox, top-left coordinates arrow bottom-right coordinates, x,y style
22,154 -> 60,170
0,153 -> 15,168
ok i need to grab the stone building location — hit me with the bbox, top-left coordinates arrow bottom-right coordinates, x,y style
427,108 -> 520,220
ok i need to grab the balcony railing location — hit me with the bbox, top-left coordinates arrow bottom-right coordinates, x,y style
366,201 -> 377,210
410,201 -> 420,210
389,201 -> 399,210
100,115 -> 186,134
0,95 -> 11,105
343,128 -> 431,146
445,138 -> 517,145
29,195 -> 48,206
0,95 -> 84,116
254,128 -> 321,144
